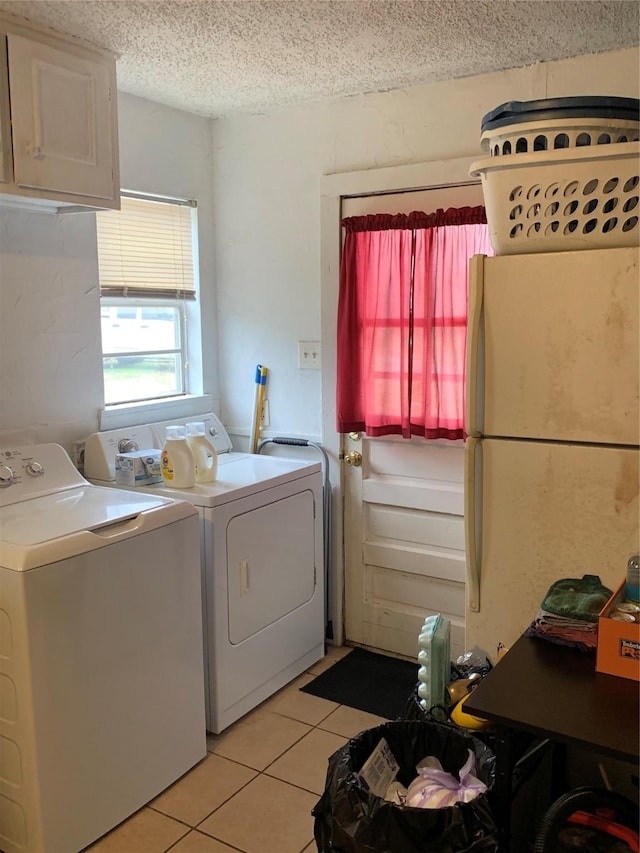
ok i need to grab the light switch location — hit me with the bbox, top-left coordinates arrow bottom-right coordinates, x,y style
298,341 -> 321,369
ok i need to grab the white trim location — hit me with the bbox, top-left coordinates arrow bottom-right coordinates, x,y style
122,188 -> 197,207
320,155 -> 480,647
321,156 -> 479,198
0,194 -> 100,214
100,394 -> 214,430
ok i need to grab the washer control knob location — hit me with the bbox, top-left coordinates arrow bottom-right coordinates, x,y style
0,465 -> 15,487
26,460 -> 45,477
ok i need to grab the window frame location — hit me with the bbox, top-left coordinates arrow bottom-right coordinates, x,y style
100,295 -> 187,406
96,190 -> 206,419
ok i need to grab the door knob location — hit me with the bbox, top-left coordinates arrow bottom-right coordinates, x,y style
339,450 -> 362,467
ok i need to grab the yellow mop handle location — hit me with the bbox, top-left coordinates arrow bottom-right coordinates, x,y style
250,364 -> 268,453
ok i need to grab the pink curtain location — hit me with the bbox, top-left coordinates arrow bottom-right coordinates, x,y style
336,207 -> 493,439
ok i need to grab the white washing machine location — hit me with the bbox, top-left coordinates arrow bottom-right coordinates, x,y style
0,443 -> 206,853
84,413 -> 325,733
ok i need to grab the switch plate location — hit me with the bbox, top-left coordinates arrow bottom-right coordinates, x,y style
298,340 -> 321,369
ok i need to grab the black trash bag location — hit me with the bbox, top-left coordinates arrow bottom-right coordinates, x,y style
312,720 -> 498,853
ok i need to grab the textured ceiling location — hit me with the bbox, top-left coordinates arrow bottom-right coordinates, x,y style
0,0 -> 638,118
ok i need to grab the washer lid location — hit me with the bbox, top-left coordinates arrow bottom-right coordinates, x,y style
0,485 -> 170,546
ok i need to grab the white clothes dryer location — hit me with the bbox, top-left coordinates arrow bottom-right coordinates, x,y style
84,414 -> 325,733
0,443 -> 206,853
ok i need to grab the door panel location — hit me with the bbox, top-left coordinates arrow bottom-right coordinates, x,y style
341,185 -> 481,661
367,504 -> 464,550
370,569 -> 465,620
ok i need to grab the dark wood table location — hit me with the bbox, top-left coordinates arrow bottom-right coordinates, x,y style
464,633 -> 640,851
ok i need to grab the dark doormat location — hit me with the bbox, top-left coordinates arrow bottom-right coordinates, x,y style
300,648 -> 418,720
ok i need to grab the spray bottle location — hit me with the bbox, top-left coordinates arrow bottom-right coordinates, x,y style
161,425 -> 195,488
186,421 -> 218,483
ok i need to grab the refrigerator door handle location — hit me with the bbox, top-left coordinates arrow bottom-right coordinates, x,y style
466,254 -> 485,438
465,436 -> 481,613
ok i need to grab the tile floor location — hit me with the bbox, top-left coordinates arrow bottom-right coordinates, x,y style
86,646 -> 389,853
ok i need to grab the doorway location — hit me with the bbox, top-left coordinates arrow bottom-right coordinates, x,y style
320,157 -> 483,659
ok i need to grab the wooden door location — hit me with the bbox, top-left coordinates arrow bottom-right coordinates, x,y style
341,184 -> 484,662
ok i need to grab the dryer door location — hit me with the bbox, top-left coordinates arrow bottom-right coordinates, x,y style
227,490 -> 316,643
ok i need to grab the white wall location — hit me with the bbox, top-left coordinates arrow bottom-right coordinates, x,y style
0,93 -> 217,453
0,210 -> 103,447
117,94 -> 218,413
212,48 -> 639,448
0,48 -> 637,458
211,46 -> 638,639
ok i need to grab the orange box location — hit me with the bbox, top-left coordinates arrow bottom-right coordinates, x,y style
596,582 -> 640,681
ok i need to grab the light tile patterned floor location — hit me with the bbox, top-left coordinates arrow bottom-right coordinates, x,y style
85,646 -> 389,853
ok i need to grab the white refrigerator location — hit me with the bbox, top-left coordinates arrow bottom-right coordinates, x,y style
464,246 -> 639,658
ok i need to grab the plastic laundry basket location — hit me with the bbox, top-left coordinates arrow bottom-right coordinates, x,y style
472,97 -> 640,254
470,142 -> 639,254
480,97 -> 639,157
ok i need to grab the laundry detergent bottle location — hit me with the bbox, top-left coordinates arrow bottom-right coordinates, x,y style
186,421 -> 218,483
161,425 -> 195,488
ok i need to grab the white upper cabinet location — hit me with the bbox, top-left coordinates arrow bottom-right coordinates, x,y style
0,13 -> 120,211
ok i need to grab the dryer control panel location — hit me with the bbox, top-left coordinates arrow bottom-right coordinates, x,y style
84,425 -> 157,482
84,413 -> 234,483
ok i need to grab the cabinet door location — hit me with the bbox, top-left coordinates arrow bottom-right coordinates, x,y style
0,36 -> 11,184
8,33 -> 115,200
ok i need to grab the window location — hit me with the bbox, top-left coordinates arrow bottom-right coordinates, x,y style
96,193 -> 198,406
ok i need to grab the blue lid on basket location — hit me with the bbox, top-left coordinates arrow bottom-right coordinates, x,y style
481,97 -> 640,132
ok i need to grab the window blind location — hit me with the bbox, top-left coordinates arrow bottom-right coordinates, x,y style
96,194 -> 196,299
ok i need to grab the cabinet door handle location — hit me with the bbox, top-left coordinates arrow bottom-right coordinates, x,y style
27,144 -> 44,160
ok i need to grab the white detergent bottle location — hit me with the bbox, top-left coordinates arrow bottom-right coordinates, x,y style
161,425 -> 195,488
186,421 -> 218,483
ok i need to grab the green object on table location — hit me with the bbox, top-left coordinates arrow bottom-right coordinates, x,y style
541,574 -> 612,623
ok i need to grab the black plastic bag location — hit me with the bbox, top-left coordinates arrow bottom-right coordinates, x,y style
312,720 -> 498,853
